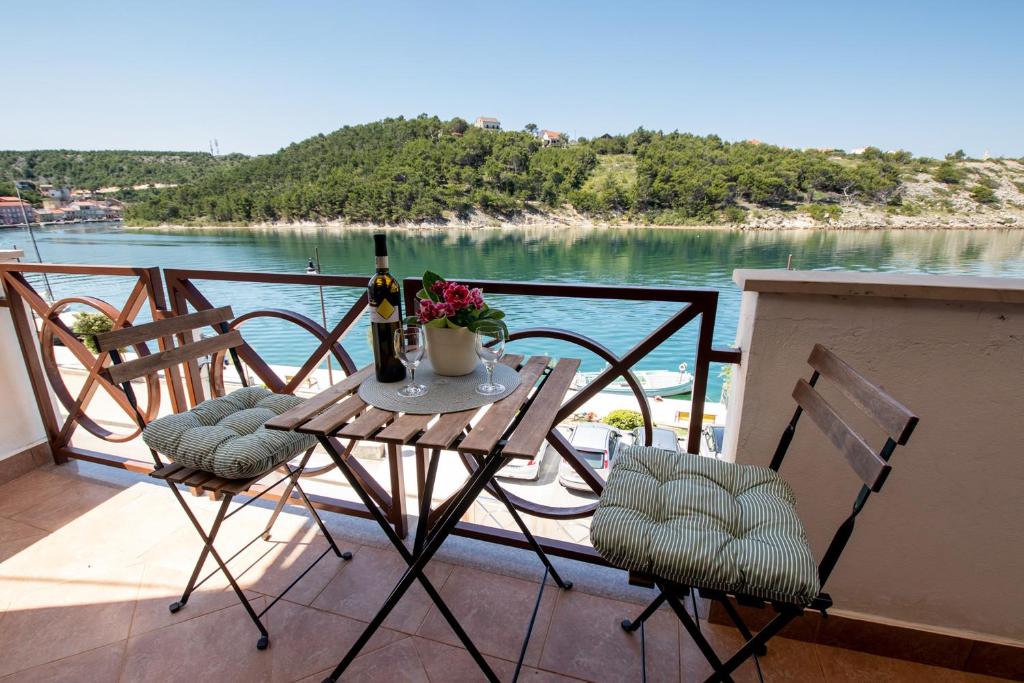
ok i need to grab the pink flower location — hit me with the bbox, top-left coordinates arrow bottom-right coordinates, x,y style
469,287 -> 484,309
430,280 -> 449,298
416,300 -> 441,323
443,283 -> 472,310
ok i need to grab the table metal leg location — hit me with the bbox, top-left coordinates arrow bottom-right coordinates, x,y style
413,448 -> 441,556
318,436 -> 506,683
475,454 -> 573,591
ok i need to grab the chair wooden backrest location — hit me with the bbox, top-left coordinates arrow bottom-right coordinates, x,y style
96,306 -> 243,386
769,344 -> 919,586
771,344 -> 918,493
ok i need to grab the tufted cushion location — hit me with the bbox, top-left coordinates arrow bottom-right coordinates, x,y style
142,387 -> 316,479
591,445 -> 820,604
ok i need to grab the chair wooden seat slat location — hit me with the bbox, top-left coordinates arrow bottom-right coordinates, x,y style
149,463 -> 186,480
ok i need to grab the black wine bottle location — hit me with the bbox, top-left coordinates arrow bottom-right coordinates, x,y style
368,233 -> 406,382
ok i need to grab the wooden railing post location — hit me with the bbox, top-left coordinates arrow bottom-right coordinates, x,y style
2,273 -> 63,463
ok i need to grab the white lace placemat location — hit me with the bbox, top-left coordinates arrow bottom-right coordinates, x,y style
358,360 -> 521,414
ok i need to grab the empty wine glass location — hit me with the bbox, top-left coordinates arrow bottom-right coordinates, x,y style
475,320 -> 506,396
394,325 -> 427,398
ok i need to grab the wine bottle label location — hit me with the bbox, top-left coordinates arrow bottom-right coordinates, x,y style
370,299 -> 399,324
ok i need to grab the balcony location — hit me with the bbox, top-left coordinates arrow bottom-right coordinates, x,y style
1,255 -> 1021,681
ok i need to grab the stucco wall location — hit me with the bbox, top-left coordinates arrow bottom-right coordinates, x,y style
0,251 -> 47,461
725,270 -> 1024,645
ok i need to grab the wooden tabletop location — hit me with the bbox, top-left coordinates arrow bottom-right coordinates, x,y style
265,355 -> 581,460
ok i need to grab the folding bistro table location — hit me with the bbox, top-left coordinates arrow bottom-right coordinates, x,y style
266,354 -> 581,683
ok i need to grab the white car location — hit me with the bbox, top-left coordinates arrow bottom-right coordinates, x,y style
628,426 -> 681,453
497,441 -> 548,481
558,423 -> 621,492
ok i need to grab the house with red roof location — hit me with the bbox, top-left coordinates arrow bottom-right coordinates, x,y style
0,200 -> 36,226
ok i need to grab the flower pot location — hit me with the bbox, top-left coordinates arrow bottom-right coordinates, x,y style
425,325 -> 479,376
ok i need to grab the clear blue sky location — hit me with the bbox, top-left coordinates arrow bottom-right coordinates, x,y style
4,0 -> 1022,158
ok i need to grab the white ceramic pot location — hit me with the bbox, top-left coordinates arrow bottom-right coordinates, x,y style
425,325 -> 479,376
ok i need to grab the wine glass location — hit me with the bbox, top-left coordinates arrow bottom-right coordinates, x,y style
394,326 -> 427,398
475,320 -> 506,395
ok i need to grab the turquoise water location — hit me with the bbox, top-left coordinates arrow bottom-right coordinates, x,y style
5,222 -> 1024,400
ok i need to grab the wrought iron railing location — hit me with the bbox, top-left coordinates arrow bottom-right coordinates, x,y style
0,262 -> 740,565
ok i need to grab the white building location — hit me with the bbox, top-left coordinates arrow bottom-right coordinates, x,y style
474,116 -> 501,131
540,130 -> 563,145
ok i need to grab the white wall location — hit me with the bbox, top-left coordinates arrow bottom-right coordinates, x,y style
0,251 -> 47,461
726,269 -> 1024,645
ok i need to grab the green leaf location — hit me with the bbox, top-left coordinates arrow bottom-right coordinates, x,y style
424,318 -> 447,329
421,271 -> 445,303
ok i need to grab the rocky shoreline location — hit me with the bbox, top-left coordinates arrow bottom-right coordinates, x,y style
130,206 -> 1024,233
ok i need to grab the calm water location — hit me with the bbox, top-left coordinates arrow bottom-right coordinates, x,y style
5,222 -> 1024,400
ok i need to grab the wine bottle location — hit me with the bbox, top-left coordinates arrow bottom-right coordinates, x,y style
368,233 -> 406,382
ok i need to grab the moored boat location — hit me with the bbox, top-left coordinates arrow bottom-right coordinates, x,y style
571,363 -> 693,397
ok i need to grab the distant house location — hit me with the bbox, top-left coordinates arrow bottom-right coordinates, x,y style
35,208 -> 66,223
41,185 -> 72,209
474,116 -> 501,131
69,200 -> 121,220
540,130 -> 563,146
0,200 -> 36,226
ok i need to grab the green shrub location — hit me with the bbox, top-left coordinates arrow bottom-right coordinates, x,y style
933,161 -> 965,184
602,409 -> 644,431
886,201 -> 923,216
1014,181 -> 1024,194
970,184 -> 999,205
800,203 -> 842,223
721,206 -> 747,224
72,312 -> 114,353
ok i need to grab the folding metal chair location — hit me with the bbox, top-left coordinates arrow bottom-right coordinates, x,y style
590,344 -> 919,682
96,306 -> 352,650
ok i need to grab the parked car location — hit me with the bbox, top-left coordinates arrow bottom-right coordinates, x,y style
498,441 -> 548,481
700,425 -> 725,459
558,423 -> 621,492
627,426 -> 681,453
498,425 -> 570,481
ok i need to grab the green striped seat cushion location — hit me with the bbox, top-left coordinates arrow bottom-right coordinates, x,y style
591,445 -> 820,605
142,386 -> 315,480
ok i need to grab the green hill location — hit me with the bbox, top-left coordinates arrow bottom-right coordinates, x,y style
125,116 -> 596,225
8,115 -> 1012,227
0,150 -> 243,192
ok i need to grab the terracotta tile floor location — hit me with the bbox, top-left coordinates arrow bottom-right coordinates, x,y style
0,463 -> 1010,682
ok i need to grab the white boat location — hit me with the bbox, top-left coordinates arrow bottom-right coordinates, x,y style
571,363 -> 693,397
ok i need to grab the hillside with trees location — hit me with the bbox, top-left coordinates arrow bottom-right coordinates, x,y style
10,116 -> 1018,228
125,116 -> 597,225
0,150 -> 243,191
